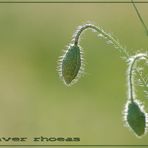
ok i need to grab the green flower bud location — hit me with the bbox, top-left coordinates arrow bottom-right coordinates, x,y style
126,101 -> 146,136
61,44 -> 81,85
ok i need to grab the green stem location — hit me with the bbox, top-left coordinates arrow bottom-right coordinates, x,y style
131,0 -> 148,36
74,24 -> 148,101
128,53 -> 148,102
74,24 -> 129,59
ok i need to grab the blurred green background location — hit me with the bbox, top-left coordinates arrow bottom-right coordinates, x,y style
0,2 -> 148,146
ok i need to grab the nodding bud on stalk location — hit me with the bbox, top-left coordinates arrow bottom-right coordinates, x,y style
124,53 -> 148,137
58,23 -> 148,138
58,23 -> 129,86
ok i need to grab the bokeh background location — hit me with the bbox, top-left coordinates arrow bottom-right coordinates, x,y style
0,1 -> 148,147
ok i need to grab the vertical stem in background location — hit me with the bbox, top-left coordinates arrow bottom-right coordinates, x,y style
131,0 -> 148,36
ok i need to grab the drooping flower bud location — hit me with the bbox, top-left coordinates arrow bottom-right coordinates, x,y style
60,44 -> 81,85
126,101 -> 146,137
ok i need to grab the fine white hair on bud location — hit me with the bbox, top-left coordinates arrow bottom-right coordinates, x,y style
124,53 -> 148,137
58,44 -> 84,86
58,24 -> 148,138
123,100 -> 147,137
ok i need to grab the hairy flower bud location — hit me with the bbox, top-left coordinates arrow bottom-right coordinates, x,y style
60,44 -> 81,85
126,101 -> 146,136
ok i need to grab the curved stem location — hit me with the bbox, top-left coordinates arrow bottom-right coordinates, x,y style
74,24 -> 129,59
131,0 -> 148,36
73,24 -> 148,92
128,53 -> 148,102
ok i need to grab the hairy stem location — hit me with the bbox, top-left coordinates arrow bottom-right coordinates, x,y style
73,24 -> 148,92
128,53 -> 148,102
131,0 -> 148,36
74,24 -> 129,59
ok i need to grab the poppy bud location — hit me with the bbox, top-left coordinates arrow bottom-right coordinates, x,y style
61,44 -> 81,85
126,101 -> 146,136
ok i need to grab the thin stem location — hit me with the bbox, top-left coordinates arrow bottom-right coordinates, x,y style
74,24 -> 129,59
73,24 -> 148,93
128,53 -> 148,102
131,0 -> 148,36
